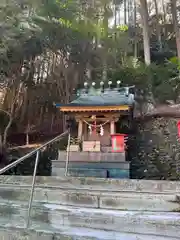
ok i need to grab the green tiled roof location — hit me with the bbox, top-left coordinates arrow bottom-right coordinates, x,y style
68,87 -> 134,106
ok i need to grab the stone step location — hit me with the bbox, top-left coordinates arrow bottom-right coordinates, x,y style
52,161 -> 129,169
64,168 -> 129,178
0,185 -> 179,211
53,167 -> 129,178
0,176 -> 180,194
67,168 -> 108,178
0,202 -> 179,238
0,224 -> 179,240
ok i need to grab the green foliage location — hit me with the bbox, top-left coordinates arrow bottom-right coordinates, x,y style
106,59 -> 180,103
1,0 -> 180,181
116,24 -> 128,32
169,56 -> 180,69
6,146 -> 53,176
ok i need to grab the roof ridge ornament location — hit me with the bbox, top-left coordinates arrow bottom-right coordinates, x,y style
84,82 -> 88,94
82,81 -> 135,95
117,80 -> 121,90
108,81 -> 112,89
100,81 -> 104,92
125,86 -> 129,96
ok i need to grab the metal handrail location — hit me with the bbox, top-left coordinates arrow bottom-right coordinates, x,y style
0,130 -> 69,228
0,130 -> 68,175
65,133 -> 71,176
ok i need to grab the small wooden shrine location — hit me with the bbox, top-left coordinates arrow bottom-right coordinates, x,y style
55,81 -> 135,178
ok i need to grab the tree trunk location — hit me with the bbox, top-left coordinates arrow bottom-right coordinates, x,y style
134,0 -> 138,58
139,0 -> 151,65
171,0 -> 180,60
102,3 -> 109,82
26,133 -> 29,145
0,134 -> 7,168
20,87 -> 28,123
25,122 -> 31,145
161,0 -> 166,21
154,0 -> 162,51
127,0 -> 130,24
3,117 -> 13,146
114,0 -> 117,28
50,114 -> 55,132
124,0 -> 127,24
118,5 -> 121,25
0,134 -> 3,152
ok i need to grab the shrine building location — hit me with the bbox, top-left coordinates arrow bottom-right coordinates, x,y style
55,81 -> 135,178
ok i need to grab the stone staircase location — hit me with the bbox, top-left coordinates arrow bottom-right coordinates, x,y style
0,176 -> 180,239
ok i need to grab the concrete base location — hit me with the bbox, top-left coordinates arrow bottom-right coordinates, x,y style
52,161 -> 130,178
56,151 -> 129,178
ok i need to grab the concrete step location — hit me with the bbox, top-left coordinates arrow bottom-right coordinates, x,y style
0,176 -> 180,194
52,161 -> 129,169
64,167 -> 129,178
0,202 -> 179,238
0,225 -> 179,240
0,185 -> 179,211
67,168 -> 108,178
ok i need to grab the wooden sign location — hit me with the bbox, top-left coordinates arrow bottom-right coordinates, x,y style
82,141 -> 100,152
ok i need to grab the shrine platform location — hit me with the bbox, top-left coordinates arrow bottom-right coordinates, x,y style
52,151 -> 129,178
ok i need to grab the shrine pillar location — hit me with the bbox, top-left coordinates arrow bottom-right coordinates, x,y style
78,119 -> 83,140
110,120 -> 115,134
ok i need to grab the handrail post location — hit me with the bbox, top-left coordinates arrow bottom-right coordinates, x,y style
26,150 -> 40,228
65,133 -> 71,177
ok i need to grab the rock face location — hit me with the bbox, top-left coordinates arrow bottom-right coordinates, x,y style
0,176 -> 179,239
130,117 -> 180,180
